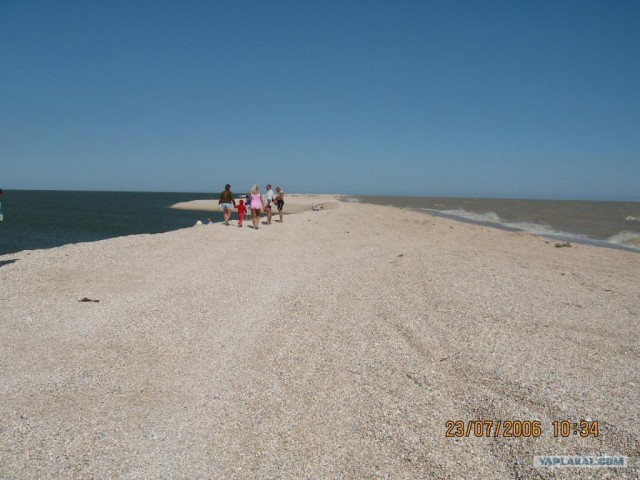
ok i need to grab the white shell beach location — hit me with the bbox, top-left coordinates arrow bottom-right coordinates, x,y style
1,196 -> 638,478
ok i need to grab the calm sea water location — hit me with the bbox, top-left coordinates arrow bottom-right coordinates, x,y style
0,190 -> 222,256
348,196 -> 640,252
1,191 -> 639,256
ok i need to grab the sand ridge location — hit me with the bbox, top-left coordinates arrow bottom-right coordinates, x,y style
1,198 -> 638,478
170,194 -> 340,215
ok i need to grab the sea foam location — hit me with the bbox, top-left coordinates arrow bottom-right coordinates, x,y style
608,231 -> 640,249
429,208 -> 503,224
433,209 -> 562,235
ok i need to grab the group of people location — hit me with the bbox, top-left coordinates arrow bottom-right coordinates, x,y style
215,183 -> 285,229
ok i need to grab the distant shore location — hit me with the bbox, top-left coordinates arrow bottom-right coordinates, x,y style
1,197 -> 638,478
170,193 -> 341,215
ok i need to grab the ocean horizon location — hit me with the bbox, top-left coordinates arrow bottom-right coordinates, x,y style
1,189 -> 639,256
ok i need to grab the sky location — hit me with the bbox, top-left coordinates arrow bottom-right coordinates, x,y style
1,0 -> 638,199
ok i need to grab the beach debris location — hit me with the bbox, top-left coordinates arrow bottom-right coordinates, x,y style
397,254 -> 404,257
439,351 -> 461,362
554,242 -> 572,248
79,297 -> 99,303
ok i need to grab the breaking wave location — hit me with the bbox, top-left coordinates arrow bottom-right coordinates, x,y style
421,208 -> 502,224
422,208 -> 562,236
420,207 -> 640,251
608,231 -> 640,249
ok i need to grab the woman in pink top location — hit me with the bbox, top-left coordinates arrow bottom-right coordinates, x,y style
249,184 -> 263,229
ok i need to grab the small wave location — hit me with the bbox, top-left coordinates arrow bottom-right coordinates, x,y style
438,209 -> 504,224
503,221 -> 559,235
626,216 -> 640,222
342,197 -> 362,203
418,207 -> 639,252
608,231 -> 640,249
425,208 -> 564,236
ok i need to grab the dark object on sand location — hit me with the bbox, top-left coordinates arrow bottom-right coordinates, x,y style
79,297 -> 99,303
555,242 -> 572,248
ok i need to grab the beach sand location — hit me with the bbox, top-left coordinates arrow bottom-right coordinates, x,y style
1,196 -> 638,478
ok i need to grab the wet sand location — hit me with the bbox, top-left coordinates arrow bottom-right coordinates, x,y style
1,196 -> 638,478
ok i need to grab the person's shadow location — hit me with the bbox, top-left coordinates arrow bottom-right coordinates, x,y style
0,259 -> 18,268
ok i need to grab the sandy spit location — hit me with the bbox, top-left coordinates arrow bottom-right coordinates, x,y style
170,194 -> 340,215
1,197 -> 638,479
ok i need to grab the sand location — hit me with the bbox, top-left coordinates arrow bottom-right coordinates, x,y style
1,196 -> 638,478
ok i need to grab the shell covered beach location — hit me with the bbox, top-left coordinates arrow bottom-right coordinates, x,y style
1,196 -> 638,478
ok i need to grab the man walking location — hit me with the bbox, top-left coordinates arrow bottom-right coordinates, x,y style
274,186 -> 284,222
218,184 -> 236,226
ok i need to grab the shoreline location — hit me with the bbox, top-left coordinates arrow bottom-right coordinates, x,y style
349,196 -> 640,254
415,208 -> 640,254
1,197 -> 638,478
349,195 -> 640,252
0,192 -> 637,259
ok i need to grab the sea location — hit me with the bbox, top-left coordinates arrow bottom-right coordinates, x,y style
0,190 -> 639,256
0,190 -> 222,257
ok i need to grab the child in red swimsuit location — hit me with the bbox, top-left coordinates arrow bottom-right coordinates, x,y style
236,199 -> 247,227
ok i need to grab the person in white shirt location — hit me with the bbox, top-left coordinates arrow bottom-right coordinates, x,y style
263,184 -> 275,225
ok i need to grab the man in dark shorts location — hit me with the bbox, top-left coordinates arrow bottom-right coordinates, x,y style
274,186 -> 284,222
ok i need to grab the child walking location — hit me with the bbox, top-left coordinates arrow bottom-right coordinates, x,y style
236,199 -> 247,227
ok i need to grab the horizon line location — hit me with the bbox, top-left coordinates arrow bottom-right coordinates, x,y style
2,187 -> 639,203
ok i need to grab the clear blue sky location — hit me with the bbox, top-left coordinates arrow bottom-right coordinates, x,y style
1,0 -> 638,199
